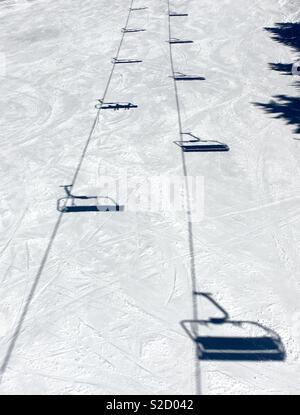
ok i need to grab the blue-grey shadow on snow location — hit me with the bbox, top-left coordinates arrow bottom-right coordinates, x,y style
57,186 -> 124,213
254,95 -> 300,134
265,22 -> 300,51
268,62 -> 293,75
254,22 -> 300,136
181,293 -> 286,361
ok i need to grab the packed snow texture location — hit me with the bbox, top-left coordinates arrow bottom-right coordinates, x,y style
0,0 -> 300,394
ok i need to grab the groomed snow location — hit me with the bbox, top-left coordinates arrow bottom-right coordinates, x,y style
0,0 -> 300,395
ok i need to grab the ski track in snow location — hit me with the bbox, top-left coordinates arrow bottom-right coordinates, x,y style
0,0 -> 300,395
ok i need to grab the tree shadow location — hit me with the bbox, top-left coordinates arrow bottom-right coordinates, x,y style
254,95 -> 300,134
268,63 -> 293,75
254,22 -> 300,136
265,22 -> 300,51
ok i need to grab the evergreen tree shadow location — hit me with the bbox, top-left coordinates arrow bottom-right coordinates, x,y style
267,23 -> 300,76
254,22 -> 300,136
265,22 -> 300,51
268,63 -> 292,75
254,94 -> 300,134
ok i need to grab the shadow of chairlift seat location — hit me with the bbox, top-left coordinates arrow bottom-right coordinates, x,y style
129,7 -> 148,11
121,28 -> 146,33
57,187 -> 124,213
95,100 -> 138,111
182,320 -> 285,361
169,12 -> 189,17
57,196 -> 124,213
173,72 -> 205,81
112,58 -> 143,64
169,38 -> 194,44
174,133 -> 229,152
181,293 -> 285,361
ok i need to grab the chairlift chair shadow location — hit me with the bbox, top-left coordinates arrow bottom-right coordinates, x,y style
182,320 -> 285,361
122,28 -> 146,33
169,38 -> 194,44
129,7 -> 148,11
169,12 -> 189,17
95,100 -> 138,111
181,293 -> 285,361
57,186 -> 124,213
173,72 -> 205,81
174,133 -> 229,152
112,58 -> 143,64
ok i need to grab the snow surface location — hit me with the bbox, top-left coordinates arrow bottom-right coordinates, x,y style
0,0 -> 300,395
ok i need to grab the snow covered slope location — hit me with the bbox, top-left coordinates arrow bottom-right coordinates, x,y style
0,0 -> 300,394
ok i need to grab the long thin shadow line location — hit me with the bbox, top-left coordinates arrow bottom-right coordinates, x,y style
166,0 -> 201,396
0,0 -> 136,382
70,0 -> 135,191
0,213 -> 64,378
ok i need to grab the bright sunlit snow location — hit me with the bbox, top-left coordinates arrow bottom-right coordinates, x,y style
0,0 -> 300,395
